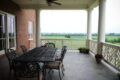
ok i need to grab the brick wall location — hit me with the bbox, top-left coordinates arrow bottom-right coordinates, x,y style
16,9 -> 36,51
0,0 -> 36,52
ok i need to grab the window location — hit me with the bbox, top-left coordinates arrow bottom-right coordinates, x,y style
7,15 -> 16,48
0,14 -> 6,51
0,11 -> 16,55
28,21 -> 33,40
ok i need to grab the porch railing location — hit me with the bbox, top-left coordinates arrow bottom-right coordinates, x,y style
102,42 -> 120,70
30,39 -> 120,70
41,39 -> 86,50
89,40 -> 98,54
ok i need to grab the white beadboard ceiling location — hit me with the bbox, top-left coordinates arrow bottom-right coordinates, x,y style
12,0 -> 98,9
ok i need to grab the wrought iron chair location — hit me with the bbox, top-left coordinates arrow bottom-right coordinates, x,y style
14,62 -> 43,80
44,47 -> 67,80
45,42 -> 55,48
55,46 -> 67,61
20,45 -> 28,53
4,48 -> 18,79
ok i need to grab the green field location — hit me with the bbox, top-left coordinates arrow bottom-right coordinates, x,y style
41,36 -> 87,39
41,35 -> 120,46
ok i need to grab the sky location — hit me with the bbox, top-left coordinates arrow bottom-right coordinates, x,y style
40,0 -> 120,34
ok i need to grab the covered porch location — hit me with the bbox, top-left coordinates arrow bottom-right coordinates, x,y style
0,0 -> 120,80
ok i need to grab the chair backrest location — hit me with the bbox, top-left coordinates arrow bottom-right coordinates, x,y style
45,42 -> 55,48
60,46 -> 67,62
14,62 -> 40,78
61,46 -> 67,51
20,45 -> 27,53
4,48 -> 17,69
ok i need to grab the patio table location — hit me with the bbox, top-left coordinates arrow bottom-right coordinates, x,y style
14,47 -> 57,80
15,47 -> 57,62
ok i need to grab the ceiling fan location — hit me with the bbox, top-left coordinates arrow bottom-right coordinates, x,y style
46,0 -> 61,6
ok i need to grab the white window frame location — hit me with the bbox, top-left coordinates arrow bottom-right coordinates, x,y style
0,11 -> 16,55
28,21 -> 33,40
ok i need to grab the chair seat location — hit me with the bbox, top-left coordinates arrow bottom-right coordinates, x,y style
45,61 -> 62,69
55,56 -> 61,61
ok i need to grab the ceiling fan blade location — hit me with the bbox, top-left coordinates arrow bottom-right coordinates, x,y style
46,0 -> 61,6
47,0 -> 57,2
52,1 -> 61,5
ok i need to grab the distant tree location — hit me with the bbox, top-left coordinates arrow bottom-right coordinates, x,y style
105,38 -> 108,42
109,33 -> 115,36
65,35 -> 71,38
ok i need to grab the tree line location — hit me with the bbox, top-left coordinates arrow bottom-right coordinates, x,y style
41,33 -> 120,36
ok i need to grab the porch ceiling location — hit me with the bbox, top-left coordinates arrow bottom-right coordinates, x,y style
12,0 -> 98,10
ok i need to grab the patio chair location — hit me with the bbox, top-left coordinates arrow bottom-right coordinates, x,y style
20,45 -> 28,53
4,48 -> 18,78
45,42 -> 55,48
55,46 -> 67,61
44,48 -> 67,80
14,62 -> 43,80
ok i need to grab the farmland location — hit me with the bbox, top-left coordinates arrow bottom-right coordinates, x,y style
41,34 -> 120,46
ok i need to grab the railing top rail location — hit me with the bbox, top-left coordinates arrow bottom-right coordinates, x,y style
41,38 -> 86,40
102,42 -> 120,49
89,40 -> 97,43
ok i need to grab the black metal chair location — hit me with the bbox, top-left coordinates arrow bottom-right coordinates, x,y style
14,62 -> 43,80
20,45 -> 28,53
45,42 -> 55,48
44,47 -> 67,80
55,46 -> 67,61
4,48 -> 18,79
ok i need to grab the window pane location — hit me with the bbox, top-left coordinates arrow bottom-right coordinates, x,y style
9,39 -> 14,48
0,15 -> 2,26
0,14 -> 6,50
8,16 -> 15,48
28,21 -> 33,39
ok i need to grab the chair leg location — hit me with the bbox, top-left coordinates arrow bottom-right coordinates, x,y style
38,71 -> 40,80
42,70 -> 44,80
8,70 -> 11,80
14,70 -> 19,80
59,68 -> 62,80
62,64 -> 65,71
61,65 -> 64,76
43,68 -> 46,80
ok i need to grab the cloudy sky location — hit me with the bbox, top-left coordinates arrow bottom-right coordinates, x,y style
40,0 -> 120,34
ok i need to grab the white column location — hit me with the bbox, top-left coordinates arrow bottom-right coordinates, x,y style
97,0 -> 106,54
87,9 -> 92,40
86,9 -> 92,48
36,9 -> 41,47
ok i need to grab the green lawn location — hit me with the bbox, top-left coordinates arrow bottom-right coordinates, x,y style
41,35 -> 120,47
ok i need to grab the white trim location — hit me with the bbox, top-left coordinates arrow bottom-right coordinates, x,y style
0,10 -> 15,16
0,11 -> 16,55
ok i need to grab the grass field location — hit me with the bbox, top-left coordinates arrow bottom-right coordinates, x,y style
41,36 -> 120,49
42,36 -> 120,45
